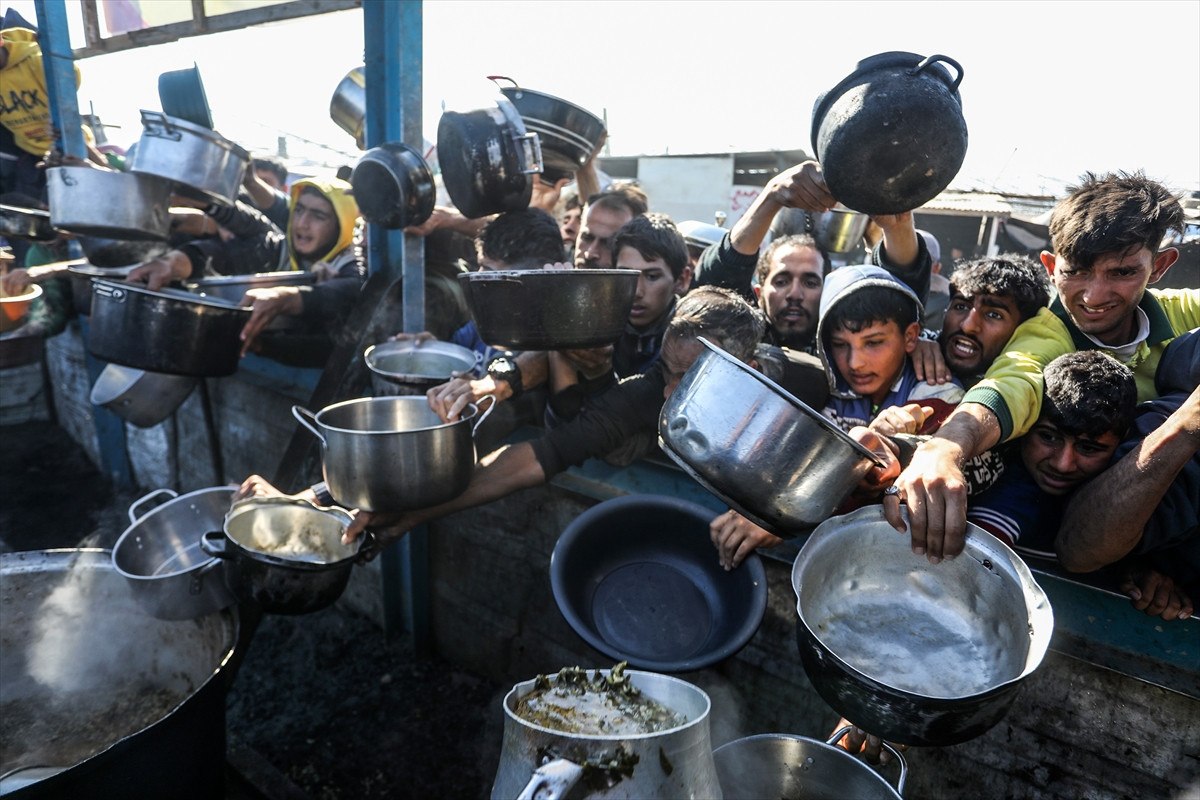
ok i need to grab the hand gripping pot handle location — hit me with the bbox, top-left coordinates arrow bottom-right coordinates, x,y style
470,394 -> 498,436
291,405 -> 326,446
908,53 -> 964,92
127,488 -> 179,524
515,758 -> 585,800
827,726 -> 908,796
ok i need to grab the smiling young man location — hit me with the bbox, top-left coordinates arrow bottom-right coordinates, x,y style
888,171 -> 1199,564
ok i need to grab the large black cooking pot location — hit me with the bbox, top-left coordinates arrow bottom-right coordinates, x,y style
66,264 -> 136,315
437,95 -> 543,218
88,279 -> 251,377
791,506 -> 1053,746
490,76 -> 606,182
350,142 -> 435,229
0,549 -> 237,799
812,51 -> 967,215
76,235 -> 169,269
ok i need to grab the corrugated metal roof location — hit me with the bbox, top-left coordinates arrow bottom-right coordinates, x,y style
920,190 -> 1057,218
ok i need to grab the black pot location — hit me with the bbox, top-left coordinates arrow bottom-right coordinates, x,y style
491,77 -> 606,178
350,142 -> 435,229
437,95 -> 543,219
0,203 -> 57,241
811,52 -> 967,215
77,235 -> 170,268
67,264 -> 136,315
87,279 -> 251,377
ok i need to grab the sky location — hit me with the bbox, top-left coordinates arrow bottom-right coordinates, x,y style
8,0 -> 1200,198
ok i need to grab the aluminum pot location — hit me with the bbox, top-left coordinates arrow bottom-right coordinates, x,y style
811,205 -> 870,254
88,279 -> 251,377
491,668 -> 722,800
185,271 -> 315,331
89,364 -> 197,428
712,729 -> 906,800
67,264 -> 136,315
329,66 -> 366,148
491,76 -> 606,179
350,142 -> 435,229
292,395 -> 495,513
363,339 -> 481,396
0,549 -> 237,797
111,487 -> 237,620
792,505 -> 1054,746
0,203 -> 56,241
437,94 -> 543,218
46,166 -> 173,241
658,338 -> 883,535
200,497 -> 367,615
131,109 -> 249,205
812,52 -> 967,214
458,268 -> 639,350
76,236 -> 169,269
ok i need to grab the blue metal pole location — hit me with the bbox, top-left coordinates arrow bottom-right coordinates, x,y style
32,0 -> 86,159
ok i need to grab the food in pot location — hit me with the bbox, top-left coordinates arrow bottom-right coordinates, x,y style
240,518 -> 345,564
514,662 -> 687,735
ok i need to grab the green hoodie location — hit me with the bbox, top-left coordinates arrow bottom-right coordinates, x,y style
0,27 -> 80,156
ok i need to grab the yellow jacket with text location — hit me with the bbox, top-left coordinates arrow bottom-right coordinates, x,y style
0,27 -> 80,156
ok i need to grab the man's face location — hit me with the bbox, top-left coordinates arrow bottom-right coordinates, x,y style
617,245 -> 689,330
1020,419 -> 1120,496
255,166 -> 286,192
574,204 -> 633,268
827,320 -> 918,404
939,292 -> 1022,379
560,206 -> 582,249
1043,246 -> 1172,345
661,334 -> 705,400
290,193 -> 339,258
755,245 -> 823,348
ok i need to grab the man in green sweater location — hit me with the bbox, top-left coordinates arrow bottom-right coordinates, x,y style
886,171 -> 1199,563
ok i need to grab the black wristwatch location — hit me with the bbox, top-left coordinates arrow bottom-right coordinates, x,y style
487,354 -> 523,399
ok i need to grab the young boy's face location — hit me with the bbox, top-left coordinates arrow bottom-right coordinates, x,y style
827,319 -> 919,404
1019,419 -> 1121,496
617,245 -> 689,330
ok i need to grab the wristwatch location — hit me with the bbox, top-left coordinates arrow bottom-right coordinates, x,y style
487,354 -> 523,399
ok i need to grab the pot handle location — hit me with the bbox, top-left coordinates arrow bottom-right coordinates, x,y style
291,405 -> 327,446
139,109 -> 183,142
827,726 -> 908,796
127,488 -> 178,524
515,758 -> 585,800
909,54 -> 963,93
199,530 -> 232,559
469,394 -> 498,437
515,131 -> 544,175
486,75 -> 520,92
191,557 -> 224,594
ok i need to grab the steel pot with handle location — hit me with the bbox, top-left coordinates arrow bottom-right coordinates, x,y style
490,76 -> 606,182
131,109 -> 249,205
47,166 -> 173,241
291,395 -> 496,513
350,142 -> 435,229
658,338 -> 883,535
437,94 -> 543,218
111,486 -> 237,620
712,728 -> 906,799
185,271 -> 315,332
329,66 -> 366,148
491,668 -> 722,800
811,205 -> 870,254
88,279 -> 251,377
791,505 -> 1054,746
811,52 -> 967,215
363,339 -> 481,396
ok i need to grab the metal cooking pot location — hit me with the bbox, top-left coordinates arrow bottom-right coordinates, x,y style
76,236 -> 169,269
458,268 -> 639,350
812,52 -> 967,214
291,395 -> 496,513
490,76 -> 606,179
111,487 -> 237,620
658,338 -> 883,535
491,669 -> 722,800
89,364 -> 197,428
47,167 -> 173,241
363,339 -> 481,396
157,63 -> 213,129
88,279 -> 251,377
185,271 -> 315,331
329,66 -> 366,149
351,142 -> 435,229
67,264 -> 137,315
0,549 -> 236,797
811,205 -> 870,254
200,497 -> 366,615
791,505 -> 1054,746
437,95 -> 543,219
131,109 -> 249,205
0,203 -> 57,241
712,729 -> 906,800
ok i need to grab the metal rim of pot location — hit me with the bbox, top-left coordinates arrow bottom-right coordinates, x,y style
457,268 -> 640,350
87,278 -> 252,377
218,496 -> 366,570
350,141 -> 436,229
0,283 -> 43,334
712,728 -> 907,800
791,505 -> 1054,747
329,66 -> 366,148
66,264 -> 137,315
436,94 -> 543,219
131,109 -> 249,206
46,166 -> 174,242
0,203 -> 57,241
489,76 -> 606,170
363,339 -> 482,387
157,62 -> 214,129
